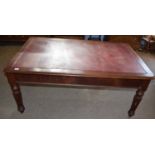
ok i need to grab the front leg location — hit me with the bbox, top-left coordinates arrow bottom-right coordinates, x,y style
128,87 -> 144,117
128,80 -> 150,117
6,74 -> 25,113
11,84 -> 25,113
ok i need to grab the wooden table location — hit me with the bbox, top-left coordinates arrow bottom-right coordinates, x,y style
4,37 -> 154,117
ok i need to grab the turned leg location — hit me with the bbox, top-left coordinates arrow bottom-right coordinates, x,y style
128,81 -> 150,117
11,84 -> 25,113
6,75 -> 25,113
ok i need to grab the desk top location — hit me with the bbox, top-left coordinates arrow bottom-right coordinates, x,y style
5,37 -> 154,79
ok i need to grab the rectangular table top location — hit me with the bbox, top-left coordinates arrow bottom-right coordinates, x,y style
5,37 -> 154,79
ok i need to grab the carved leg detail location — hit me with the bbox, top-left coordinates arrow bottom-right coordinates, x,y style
12,84 -> 25,113
8,82 -> 25,113
128,87 -> 145,117
6,74 -> 25,113
12,85 -> 25,113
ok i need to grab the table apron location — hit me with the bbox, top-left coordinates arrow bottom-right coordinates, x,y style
8,73 -> 150,88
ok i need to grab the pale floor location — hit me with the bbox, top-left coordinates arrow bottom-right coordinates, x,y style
0,45 -> 155,118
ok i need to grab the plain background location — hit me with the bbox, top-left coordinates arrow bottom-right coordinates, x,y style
0,0 -> 155,155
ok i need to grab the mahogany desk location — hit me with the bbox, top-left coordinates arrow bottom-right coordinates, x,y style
4,37 -> 154,117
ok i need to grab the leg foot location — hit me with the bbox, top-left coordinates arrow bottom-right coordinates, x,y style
18,105 -> 25,113
128,110 -> 135,117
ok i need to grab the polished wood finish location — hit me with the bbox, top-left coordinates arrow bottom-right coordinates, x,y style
4,37 -> 154,117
